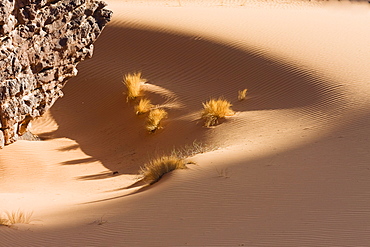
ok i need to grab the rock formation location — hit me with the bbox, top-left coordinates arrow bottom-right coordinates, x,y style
0,0 -> 112,147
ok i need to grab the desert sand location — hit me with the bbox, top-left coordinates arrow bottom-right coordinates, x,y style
1,0 -> 370,246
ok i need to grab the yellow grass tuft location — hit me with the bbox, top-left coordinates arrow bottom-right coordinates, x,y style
0,217 -> 9,226
238,89 -> 248,101
201,98 -> 234,127
0,210 -> 33,226
171,140 -> 218,159
146,108 -> 168,132
135,98 -> 153,115
123,72 -> 147,101
139,155 -> 188,184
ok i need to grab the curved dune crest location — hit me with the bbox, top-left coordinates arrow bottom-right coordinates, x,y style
1,0 -> 370,246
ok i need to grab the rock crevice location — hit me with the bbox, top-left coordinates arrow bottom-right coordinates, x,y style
0,0 -> 112,147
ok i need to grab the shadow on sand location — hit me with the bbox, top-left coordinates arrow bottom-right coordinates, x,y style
44,25 -> 344,185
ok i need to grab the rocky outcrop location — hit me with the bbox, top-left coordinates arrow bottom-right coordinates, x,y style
0,0 -> 112,147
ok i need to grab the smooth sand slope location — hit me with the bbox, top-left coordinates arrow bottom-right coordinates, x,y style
1,0 -> 370,246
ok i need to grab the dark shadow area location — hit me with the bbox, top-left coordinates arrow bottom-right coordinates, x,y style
82,172 -> 178,204
61,157 -> 98,165
58,144 -> 80,152
45,25 -> 344,177
77,171 -> 119,180
80,184 -> 150,204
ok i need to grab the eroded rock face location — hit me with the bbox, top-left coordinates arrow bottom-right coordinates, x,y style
0,0 -> 112,147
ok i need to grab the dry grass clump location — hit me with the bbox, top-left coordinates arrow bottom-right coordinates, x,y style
202,98 -> 234,127
0,217 -> 9,226
123,72 -> 147,101
171,140 -> 219,159
0,210 -> 33,226
135,98 -> 153,115
146,108 -> 168,132
238,89 -> 248,101
139,155 -> 188,184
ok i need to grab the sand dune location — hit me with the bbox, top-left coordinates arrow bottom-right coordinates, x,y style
1,0 -> 370,246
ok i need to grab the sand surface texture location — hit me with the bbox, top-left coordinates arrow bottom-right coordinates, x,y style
1,0 -> 370,246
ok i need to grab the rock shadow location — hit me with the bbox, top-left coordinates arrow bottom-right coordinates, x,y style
45,25 -> 344,176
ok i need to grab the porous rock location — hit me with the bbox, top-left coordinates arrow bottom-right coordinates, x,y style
0,0 -> 112,147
